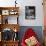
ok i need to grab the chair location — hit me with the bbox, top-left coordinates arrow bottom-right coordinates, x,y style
21,28 -> 41,46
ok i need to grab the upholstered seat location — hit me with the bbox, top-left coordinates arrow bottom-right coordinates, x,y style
21,28 -> 41,46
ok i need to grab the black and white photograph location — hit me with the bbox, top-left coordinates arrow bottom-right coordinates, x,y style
25,6 -> 35,19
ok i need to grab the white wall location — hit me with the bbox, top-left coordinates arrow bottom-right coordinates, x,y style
0,0 -> 43,26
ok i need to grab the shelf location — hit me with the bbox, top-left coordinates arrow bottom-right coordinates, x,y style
1,15 -> 18,24
2,14 -> 19,16
2,40 -> 19,43
0,24 -> 20,32
1,40 -> 19,46
0,7 -> 19,46
0,7 -> 19,10
0,7 -> 19,24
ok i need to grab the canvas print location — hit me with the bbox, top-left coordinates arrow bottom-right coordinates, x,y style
25,6 -> 35,19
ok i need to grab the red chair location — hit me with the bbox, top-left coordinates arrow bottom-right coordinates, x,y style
21,28 -> 41,46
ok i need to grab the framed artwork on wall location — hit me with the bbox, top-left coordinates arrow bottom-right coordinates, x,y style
25,6 -> 35,19
2,10 -> 9,15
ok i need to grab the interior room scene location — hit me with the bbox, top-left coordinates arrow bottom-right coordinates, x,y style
0,0 -> 45,46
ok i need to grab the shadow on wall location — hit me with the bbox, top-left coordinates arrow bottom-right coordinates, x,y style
18,26 -> 43,44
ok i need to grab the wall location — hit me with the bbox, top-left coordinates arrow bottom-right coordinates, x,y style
18,0 -> 43,26
43,0 -> 46,45
0,0 -> 43,26
43,0 -> 46,26
0,0 -> 44,45
18,26 -> 43,44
